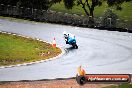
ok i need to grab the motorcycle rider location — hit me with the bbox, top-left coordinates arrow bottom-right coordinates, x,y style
63,31 -> 76,44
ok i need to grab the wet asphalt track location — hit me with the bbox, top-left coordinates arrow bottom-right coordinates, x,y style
0,19 -> 132,81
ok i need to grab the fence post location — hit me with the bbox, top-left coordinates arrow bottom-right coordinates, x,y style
0,4 -> 4,15
116,19 -> 120,28
108,18 -> 111,28
124,20 -> 128,29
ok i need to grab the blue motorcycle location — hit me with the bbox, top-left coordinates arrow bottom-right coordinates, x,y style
64,34 -> 78,49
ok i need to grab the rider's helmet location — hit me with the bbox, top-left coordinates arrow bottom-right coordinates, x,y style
63,31 -> 67,35
63,31 -> 68,37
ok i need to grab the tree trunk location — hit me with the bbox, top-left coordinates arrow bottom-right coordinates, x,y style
83,8 -> 89,16
82,4 -> 89,16
79,0 -> 89,16
90,9 -> 94,17
90,4 -> 94,17
89,8 -> 95,27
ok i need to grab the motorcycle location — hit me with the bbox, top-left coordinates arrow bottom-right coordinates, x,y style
64,35 -> 78,49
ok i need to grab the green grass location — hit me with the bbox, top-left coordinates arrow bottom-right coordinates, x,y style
103,83 -> 132,88
118,83 -> 132,88
50,1 -> 85,15
0,32 -> 61,66
103,85 -> 118,88
0,16 -> 42,24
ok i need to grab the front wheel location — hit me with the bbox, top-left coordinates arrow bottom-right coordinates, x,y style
73,44 -> 78,49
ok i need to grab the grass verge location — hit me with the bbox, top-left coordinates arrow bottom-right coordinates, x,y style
0,16 -> 42,24
103,83 -> 132,88
0,32 -> 61,66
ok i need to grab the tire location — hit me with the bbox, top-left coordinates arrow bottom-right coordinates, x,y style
66,41 -> 69,44
76,75 -> 86,85
74,44 -> 78,49
75,45 -> 78,49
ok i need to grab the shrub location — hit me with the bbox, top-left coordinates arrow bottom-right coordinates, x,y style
100,9 -> 118,28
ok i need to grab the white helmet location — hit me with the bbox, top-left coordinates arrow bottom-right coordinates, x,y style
63,31 -> 67,35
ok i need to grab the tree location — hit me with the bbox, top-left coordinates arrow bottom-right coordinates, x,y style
107,0 -> 131,10
0,0 -> 50,10
0,0 -> 19,5
18,0 -> 50,10
77,0 -> 102,17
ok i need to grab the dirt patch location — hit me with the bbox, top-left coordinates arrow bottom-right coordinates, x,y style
0,79 -> 114,88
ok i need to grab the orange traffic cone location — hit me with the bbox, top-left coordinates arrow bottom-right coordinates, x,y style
52,37 -> 56,48
78,65 -> 86,76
